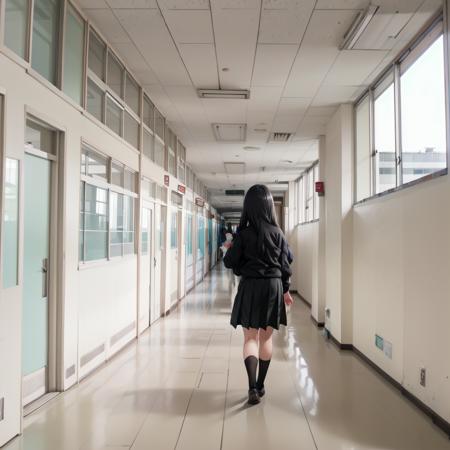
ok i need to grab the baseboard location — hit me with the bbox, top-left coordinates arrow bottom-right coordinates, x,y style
325,332 -> 450,437
310,315 -> 325,328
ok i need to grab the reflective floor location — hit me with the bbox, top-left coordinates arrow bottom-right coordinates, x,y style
5,265 -> 450,450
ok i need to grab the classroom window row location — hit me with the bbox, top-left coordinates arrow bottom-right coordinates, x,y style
355,18 -> 447,202
1,0 -> 208,198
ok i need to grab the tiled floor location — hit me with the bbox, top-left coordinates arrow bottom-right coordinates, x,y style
5,266 -> 450,450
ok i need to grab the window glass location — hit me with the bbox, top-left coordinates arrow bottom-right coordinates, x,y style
197,216 -> 205,258
297,177 -> 304,224
306,170 -> 314,222
63,6 -> 84,105
31,0 -> 61,84
154,139 -> 165,168
25,120 -> 56,154
168,148 -> 176,176
124,111 -> 139,149
79,183 -> 84,260
125,73 -> 140,115
106,96 -> 123,136
313,165 -> 319,220
124,169 -> 136,192
143,130 -> 155,161
143,95 -> 154,130
2,158 -> 20,288
87,78 -> 104,122
110,191 -> 123,257
186,214 -> 193,256
123,196 -> 135,254
154,108 -> 165,141
171,211 -> 177,249
88,30 -> 105,80
107,52 -> 123,99
4,0 -> 29,59
400,35 -> 446,183
141,210 -> 149,254
84,149 -> 108,181
83,183 -> 108,261
355,95 -> 371,201
374,75 -> 396,193
111,161 -> 123,187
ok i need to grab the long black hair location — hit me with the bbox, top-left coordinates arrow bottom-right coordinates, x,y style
238,184 -> 279,254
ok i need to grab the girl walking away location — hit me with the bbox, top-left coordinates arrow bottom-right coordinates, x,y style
223,184 -> 293,405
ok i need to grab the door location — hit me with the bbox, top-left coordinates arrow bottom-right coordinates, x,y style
196,215 -> 204,283
22,153 -> 51,405
140,206 -> 154,330
185,213 -> 194,292
169,208 -> 179,304
154,204 -> 163,321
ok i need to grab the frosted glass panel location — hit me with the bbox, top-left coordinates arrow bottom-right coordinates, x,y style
88,31 -> 105,80
4,0 -> 29,59
123,196 -> 135,255
32,0 -> 61,84
124,111 -> 139,149
2,159 -> 20,288
87,78 -> 104,121
125,73 -> 140,115
106,96 -> 122,136
63,6 -> 84,105
107,52 -> 123,98
110,191 -> 124,257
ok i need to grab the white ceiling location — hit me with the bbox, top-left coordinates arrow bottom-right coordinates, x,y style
77,0 -> 442,208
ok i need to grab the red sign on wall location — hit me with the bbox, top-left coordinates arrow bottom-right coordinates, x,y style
164,175 -> 170,186
315,181 -> 325,197
178,184 -> 186,194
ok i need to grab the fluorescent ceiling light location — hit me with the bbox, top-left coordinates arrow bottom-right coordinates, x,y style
340,5 -> 379,50
198,89 -> 250,99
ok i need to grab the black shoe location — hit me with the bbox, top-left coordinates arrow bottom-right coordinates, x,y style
256,384 -> 265,398
247,388 -> 260,405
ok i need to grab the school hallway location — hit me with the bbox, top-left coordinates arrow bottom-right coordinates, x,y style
3,265 -> 449,450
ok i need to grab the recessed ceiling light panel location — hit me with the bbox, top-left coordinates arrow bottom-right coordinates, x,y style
198,89 -> 250,99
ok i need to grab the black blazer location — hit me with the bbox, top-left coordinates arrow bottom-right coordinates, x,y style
223,223 -> 292,293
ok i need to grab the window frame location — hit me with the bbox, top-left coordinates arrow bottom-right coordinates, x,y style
295,161 -> 319,226
354,15 -> 448,205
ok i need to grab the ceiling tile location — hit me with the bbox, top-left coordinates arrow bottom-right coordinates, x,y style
163,10 -> 214,43
211,5 -> 260,89
179,44 -> 219,88
312,85 -> 359,106
314,0 -> 367,8
324,50 -> 388,86
259,1 -> 315,44
215,0 -> 260,8
112,42 -> 150,72
114,9 -> 192,86
158,0 -> 210,9
283,10 -> 356,97
86,9 -> 130,43
272,97 -> 311,132
107,0 -> 157,7
252,44 -> 298,87
78,0 -> 109,8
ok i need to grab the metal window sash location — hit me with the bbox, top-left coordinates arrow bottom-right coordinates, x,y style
393,63 -> 403,187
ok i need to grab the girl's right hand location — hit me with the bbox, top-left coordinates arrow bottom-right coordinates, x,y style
284,292 -> 294,306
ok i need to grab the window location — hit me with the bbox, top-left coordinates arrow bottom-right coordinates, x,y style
355,95 -> 371,201
170,211 -> 177,249
2,158 -> 20,288
154,139 -> 165,168
143,95 -> 154,131
87,78 -> 104,121
400,34 -> 446,183
110,191 -> 124,257
125,72 -> 140,115
374,73 -> 396,193
124,111 -> 139,149
81,183 -> 108,261
186,214 -> 193,256
4,0 -> 29,59
141,210 -> 149,254
305,168 -> 314,222
354,22 -> 447,202
296,162 -> 319,224
143,130 -> 155,161
313,165 -> 319,220
88,30 -> 106,81
80,146 -> 137,262
106,95 -> 123,136
177,141 -> 186,184
31,0 -> 61,84
107,51 -> 123,99
168,148 -> 176,176
154,108 -> 165,141
63,6 -> 85,105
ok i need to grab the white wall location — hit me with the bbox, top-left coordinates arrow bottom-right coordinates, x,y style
353,175 -> 450,423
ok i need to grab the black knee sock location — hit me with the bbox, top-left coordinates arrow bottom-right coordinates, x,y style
244,356 -> 258,390
257,359 -> 271,389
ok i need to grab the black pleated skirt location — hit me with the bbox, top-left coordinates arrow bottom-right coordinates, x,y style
230,277 -> 287,330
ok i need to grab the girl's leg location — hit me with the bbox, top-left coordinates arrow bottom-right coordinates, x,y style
243,327 -> 259,392
257,327 -> 273,393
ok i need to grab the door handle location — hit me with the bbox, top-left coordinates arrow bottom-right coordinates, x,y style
154,257 -> 157,268
42,258 -> 49,298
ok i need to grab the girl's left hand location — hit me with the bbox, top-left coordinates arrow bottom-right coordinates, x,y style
284,292 -> 294,306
